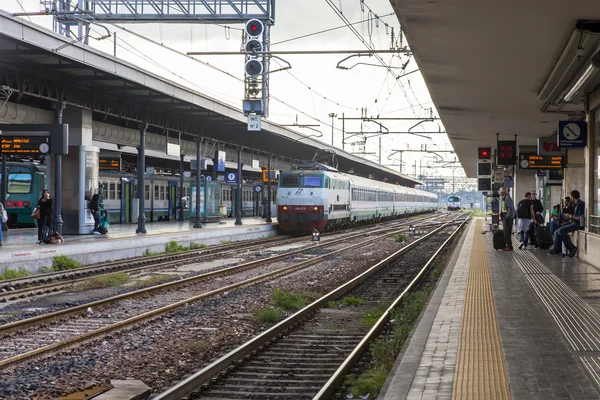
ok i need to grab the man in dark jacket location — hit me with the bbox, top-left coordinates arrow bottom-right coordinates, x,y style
90,192 -> 101,235
527,191 -> 544,246
500,187 -> 515,251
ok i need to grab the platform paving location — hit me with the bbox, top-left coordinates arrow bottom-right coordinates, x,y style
380,219 -> 600,400
0,218 -> 278,272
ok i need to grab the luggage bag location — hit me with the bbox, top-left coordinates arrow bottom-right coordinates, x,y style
493,230 -> 507,250
534,225 -> 553,250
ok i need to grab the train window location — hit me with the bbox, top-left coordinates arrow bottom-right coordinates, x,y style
281,176 -> 300,187
7,173 -> 32,194
109,182 -> 117,200
324,177 -> 330,188
133,184 -> 138,198
154,185 -> 159,200
117,183 -> 122,200
145,184 -> 151,201
160,185 -> 166,201
303,176 -> 321,188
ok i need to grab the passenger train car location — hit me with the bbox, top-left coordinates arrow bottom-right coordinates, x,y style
99,173 -> 277,225
447,195 -> 461,211
276,165 -> 438,232
1,162 -> 47,228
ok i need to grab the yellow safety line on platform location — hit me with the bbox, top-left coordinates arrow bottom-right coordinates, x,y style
452,220 -> 510,400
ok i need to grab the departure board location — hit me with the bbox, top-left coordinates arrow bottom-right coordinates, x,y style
0,137 -> 51,155
519,154 -> 563,170
99,156 -> 121,172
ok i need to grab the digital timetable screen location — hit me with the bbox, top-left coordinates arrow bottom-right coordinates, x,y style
0,137 -> 50,155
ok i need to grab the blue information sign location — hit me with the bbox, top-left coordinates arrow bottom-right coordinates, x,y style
226,172 -> 237,184
558,120 -> 587,148
254,184 -> 263,193
205,176 -> 212,181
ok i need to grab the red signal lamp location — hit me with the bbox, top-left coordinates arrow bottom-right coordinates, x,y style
478,147 -> 492,160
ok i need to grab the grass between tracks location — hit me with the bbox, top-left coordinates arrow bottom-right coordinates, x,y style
345,260 -> 447,398
0,267 -> 31,281
254,289 -> 313,323
76,272 -> 130,291
144,241 -> 209,256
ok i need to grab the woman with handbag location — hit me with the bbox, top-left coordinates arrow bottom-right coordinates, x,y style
34,190 -> 53,244
0,202 -> 7,246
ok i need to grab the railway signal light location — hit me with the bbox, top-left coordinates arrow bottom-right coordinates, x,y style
245,19 -> 264,37
478,177 -> 492,191
478,147 -> 492,160
477,162 -> 492,177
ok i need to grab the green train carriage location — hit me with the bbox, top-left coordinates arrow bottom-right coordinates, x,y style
1,162 -> 47,228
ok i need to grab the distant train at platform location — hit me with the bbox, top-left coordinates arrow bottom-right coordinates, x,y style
447,195 -> 461,211
276,163 -> 438,232
2,161 -> 276,228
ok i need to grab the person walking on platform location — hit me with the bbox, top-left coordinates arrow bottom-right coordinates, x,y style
0,202 -> 7,246
549,190 -> 585,257
35,190 -> 53,244
89,192 -> 101,235
516,192 -> 533,250
500,187 -> 515,251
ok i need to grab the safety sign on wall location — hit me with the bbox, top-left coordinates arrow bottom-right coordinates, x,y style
226,172 -> 237,184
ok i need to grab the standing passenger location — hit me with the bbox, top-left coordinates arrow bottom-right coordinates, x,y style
516,192 -> 533,249
0,202 -> 6,246
36,190 -> 53,244
90,192 -> 101,235
499,187 -> 515,251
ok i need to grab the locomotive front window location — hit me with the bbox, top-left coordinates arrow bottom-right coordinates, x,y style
303,176 -> 322,188
7,173 -> 32,194
281,176 -> 300,187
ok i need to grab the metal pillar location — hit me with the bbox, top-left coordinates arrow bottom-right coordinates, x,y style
266,153 -> 272,223
342,113 -> 345,151
235,146 -> 243,226
379,137 -> 382,165
54,102 -> 66,235
194,139 -> 202,228
179,154 -> 184,222
1,154 -> 6,232
136,121 -> 147,234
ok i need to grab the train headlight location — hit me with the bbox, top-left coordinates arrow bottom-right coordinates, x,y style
313,207 -> 318,211
283,206 -> 288,211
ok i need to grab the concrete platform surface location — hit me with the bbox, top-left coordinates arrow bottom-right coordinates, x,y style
380,218 -> 600,400
0,218 -> 278,271
94,380 -> 150,400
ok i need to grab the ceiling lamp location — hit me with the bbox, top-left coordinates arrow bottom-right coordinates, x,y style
563,52 -> 600,102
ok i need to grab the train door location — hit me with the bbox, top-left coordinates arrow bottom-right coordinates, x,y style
121,180 -> 132,224
168,181 -> 178,221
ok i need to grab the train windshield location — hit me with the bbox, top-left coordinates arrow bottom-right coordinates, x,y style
7,173 -> 32,194
448,196 -> 460,202
281,176 -> 300,187
303,176 -> 322,187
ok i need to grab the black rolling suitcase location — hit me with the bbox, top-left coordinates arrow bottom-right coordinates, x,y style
493,230 -> 507,250
534,225 -> 553,249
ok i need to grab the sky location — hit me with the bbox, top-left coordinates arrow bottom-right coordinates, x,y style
4,0 -> 470,187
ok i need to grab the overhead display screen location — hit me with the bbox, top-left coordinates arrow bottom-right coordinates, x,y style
1,136 -> 51,155
99,155 -> 121,172
518,154 -> 563,170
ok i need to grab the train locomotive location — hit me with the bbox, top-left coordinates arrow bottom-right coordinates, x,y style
276,163 -> 438,232
447,195 -> 461,211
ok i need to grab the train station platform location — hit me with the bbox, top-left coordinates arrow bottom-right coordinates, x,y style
380,218 -> 600,400
0,218 -> 278,272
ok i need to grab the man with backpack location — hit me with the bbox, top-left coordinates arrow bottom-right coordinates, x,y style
499,187 -> 515,251
89,192 -> 101,235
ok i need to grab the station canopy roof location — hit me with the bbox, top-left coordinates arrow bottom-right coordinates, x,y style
390,0 -> 600,177
0,10 -> 420,187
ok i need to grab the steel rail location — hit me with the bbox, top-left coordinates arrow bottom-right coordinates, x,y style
0,214 -> 439,304
0,216 -> 451,369
313,216 -> 471,399
151,214 -> 469,400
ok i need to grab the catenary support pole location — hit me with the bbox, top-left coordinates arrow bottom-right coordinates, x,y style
1,154 -> 6,232
194,138 -> 202,228
54,101 -> 66,235
179,153 -> 184,222
266,153 -> 272,223
136,121 -> 147,234
235,145 -> 243,226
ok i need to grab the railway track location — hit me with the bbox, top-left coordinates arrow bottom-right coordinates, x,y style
152,214 -> 470,400
0,214 -> 438,304
0,213 -> 455,370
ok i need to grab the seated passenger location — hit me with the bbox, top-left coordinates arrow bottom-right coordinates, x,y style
548,190 -> 585,257
549,205 -> 560,235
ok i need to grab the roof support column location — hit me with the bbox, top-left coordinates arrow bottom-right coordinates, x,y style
179,153 -> 185,222
1,154 -> 6,232
193,138 -> 202,229
235,145 -> 243,226
265,153 -> 272,224
136,120 -> 148,234
53,102 -> 66,236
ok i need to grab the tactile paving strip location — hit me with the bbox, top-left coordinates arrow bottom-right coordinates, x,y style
453,220 -> 511,400
510,239 -> 600,387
